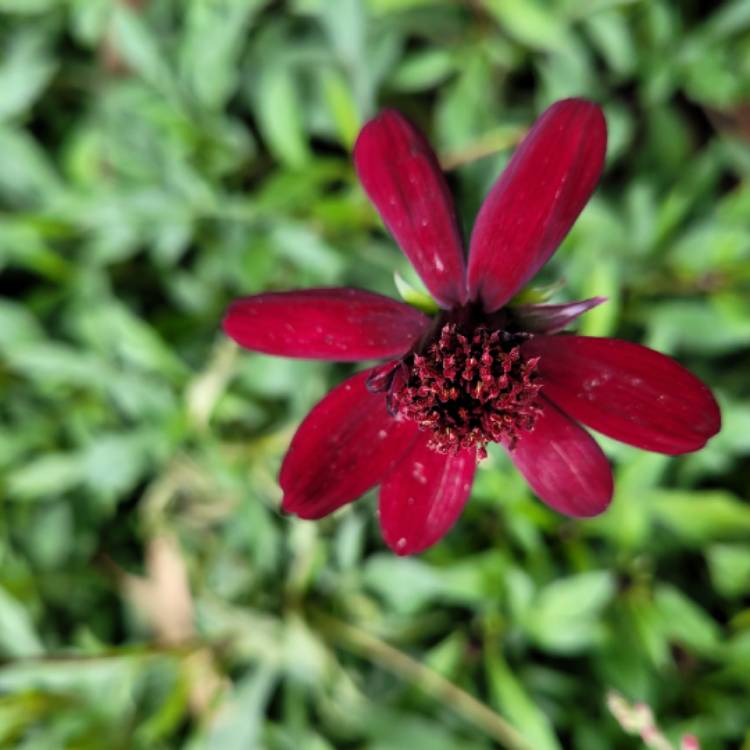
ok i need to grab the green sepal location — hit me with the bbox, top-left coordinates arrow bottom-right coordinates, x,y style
394,271 -> 440,314
510,278 -> 565,305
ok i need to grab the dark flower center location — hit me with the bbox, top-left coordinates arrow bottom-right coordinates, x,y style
370,310 -> 543,460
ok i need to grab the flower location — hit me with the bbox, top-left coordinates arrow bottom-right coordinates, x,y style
223,98 -> 720,555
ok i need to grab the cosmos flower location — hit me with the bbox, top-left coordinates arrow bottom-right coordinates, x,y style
223,98 -> 720,555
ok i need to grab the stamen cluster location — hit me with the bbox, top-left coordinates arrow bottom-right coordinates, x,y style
389,324 -> 542,459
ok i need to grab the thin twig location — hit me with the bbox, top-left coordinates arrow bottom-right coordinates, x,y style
186,338 -> 238,431
313,612 -> 534,750
441,127 -> 527,170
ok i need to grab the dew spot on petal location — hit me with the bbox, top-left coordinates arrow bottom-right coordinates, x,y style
412,462 -> 427,484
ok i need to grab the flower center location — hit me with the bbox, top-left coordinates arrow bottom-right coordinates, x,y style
376,322 -> 542,460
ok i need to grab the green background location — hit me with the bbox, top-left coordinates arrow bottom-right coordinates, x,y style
1,0 -> 749,748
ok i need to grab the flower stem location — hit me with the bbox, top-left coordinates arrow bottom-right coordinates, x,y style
312,612 -> 534,750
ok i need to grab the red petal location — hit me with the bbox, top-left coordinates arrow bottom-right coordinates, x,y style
512,296 -> 606,334
522,335 -> 721,454
354,110 -> 467,307
508,397 -> 613,517
223,288 -> 430,361
280,369 -> 418,519
467,99 -> 607,312
379,436 -> 476,555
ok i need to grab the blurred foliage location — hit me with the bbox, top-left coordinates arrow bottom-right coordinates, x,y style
0,0 -> 749,748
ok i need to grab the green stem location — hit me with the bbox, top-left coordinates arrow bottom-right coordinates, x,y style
313,613 -> 534,750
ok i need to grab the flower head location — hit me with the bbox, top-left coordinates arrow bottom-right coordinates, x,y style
223,98 -> 721,555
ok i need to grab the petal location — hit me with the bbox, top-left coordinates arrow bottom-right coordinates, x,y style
522,335 -> 721,454
223,288 -> 430,361
354,110 -> 467,307
467,99 -> 607,311
507,396 -> 613,517
280,369 -> 418,519
512,296 -> 606,334
379,436 -> 476,555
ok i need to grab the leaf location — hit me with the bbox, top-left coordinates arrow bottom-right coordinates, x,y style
483,0 -> 569,51
7,453 -> 85,500
578,259 -> 620,337
321,68 -> 361,148
80,433 -> 152,500
486,652 -> 562,750
0,31 -> 57,122
254,62 -> 310,168
706,544 -> 750,599
180,0 -> 269,110
368,712 -> 488,750
0,0 -> 60,12
270,222 -> 343,281
109,5 -> 177,96
393,271 -> 439,314
78,304 -> 189,380
282,615 -> 329,686
654,585 -> 722,656
203,666 -> 277,750
525,571 -> 616,654
390,48 -> 456,92
0,125 -> 62,206
4,342 -> 112,388
0,655 -> 139,698
320,0 -> 365,69
0,586 -> 44,658
584,10 -> 635,77
651,490 -> 750,544
0,300 -> 44,349
363,554 -> 443,613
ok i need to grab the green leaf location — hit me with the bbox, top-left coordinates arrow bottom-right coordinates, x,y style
483,0 -> 569,51
390,48 -> 456,92
363,554 -> 443,613
0,31 -> 57,122
486,652 -> 562,750
584,10 -> 635,77
393,271 -> 439,314
180,0 -> 269,110
0,586 -> 44,658
525,572 -> 616,654
255,63 -> 310,169
706,544 -> 750,599
0,300 -> 44,349
651,490 -> 750,544
654,585 -> 722,656
321,68 -> 361,148
0,0 -> 61,12
80,432 -> 152,501
202,666 -> 277,750
7,453 -> 85,500
0,126 -> 62,206
110,5 -> 177,96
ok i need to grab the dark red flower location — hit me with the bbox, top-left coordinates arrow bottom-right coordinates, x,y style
223,99 -> 721,555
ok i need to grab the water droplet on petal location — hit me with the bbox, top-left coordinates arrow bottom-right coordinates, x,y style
412,462 -> 427,484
